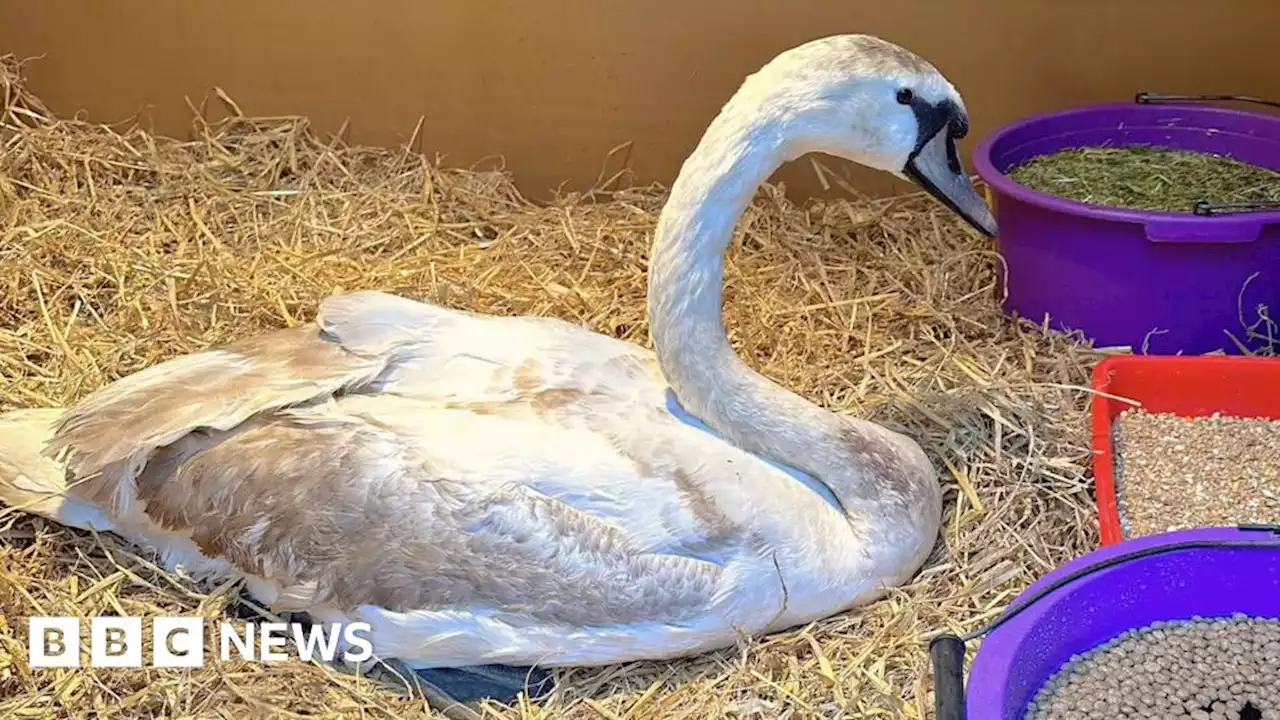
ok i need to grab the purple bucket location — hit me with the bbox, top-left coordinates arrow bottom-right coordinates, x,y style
972,101 -> 1280,355
954,526 -> 1280,719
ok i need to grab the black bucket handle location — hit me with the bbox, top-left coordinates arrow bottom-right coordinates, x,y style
1193,200 -> 1280,217
1134,92 -> 1280,109
930,634 -> 968,720
927,526 -> 1280,720
1129,93 -> 1280,215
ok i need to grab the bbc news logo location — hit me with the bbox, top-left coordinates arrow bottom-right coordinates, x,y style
28,617 -> 374,668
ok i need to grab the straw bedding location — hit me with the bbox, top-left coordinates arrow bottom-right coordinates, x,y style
0,54 -> 1105,719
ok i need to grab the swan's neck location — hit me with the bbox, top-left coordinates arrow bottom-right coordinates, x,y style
647,101 -> 868,514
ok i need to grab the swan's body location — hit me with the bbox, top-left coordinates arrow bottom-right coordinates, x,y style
0,34 -> 995,683
1,299 -> 932,668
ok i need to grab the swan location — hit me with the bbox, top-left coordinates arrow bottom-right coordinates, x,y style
0,33 -> 995,703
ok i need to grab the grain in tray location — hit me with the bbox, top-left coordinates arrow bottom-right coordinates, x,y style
1113,410 -> 1280,539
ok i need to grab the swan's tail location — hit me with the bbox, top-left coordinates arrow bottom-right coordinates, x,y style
0,408 -> 117,532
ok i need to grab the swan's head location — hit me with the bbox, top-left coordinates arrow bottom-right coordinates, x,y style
737,34 -> 997,237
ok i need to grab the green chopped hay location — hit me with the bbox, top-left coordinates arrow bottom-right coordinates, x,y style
1007,145 -> 1280,213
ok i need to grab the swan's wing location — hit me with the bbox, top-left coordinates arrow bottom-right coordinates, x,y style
333,294 -> 664,409
46,290 -> 659,517
46,322 -> 391,517
38,290 -> 797,652
126,401 -> 727,631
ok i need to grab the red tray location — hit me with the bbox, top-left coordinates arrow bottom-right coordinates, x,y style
1089,355 -> 1280,545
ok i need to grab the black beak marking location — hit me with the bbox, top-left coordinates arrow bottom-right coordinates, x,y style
904,97 -> 966,164
896,93 -> 994,238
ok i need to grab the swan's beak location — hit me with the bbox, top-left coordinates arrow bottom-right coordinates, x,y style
903,129 -> 998,238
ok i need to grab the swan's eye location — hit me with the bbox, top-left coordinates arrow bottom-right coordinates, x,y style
896,88 -> 914,105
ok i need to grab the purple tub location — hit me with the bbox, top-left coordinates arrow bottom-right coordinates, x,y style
973,101 -> 1280,355
958,526 -> 1280,719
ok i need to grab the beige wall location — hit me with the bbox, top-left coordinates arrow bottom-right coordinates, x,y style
2,1 -> 1279,200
